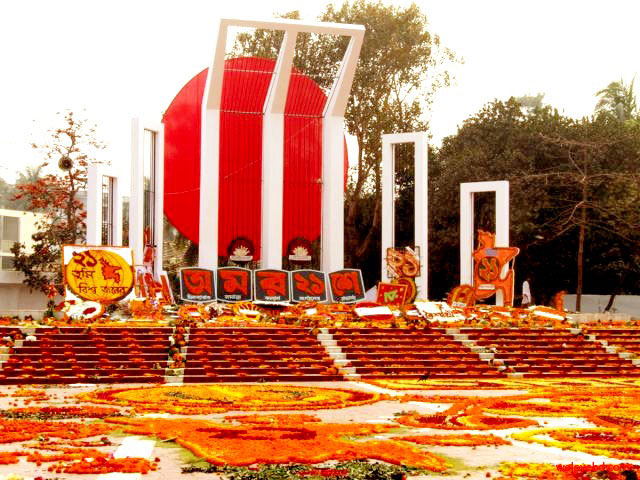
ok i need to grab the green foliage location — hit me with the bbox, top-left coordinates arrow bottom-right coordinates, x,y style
595,76 -> 638,122
182,460 -> 414,480
432,98 -> 640,303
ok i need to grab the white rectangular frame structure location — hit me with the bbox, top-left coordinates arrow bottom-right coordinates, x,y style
381,132 -> 429,298
198,17 -> 365,271
460,180 -> 509,305
86,162 -> 123,246
130,118 -> 165,276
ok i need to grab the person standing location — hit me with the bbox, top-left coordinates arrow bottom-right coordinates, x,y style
521,278 -> 532,307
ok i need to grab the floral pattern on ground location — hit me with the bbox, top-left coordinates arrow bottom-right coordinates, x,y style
105,414 -> 449,471
394,399 -> 538,430
512,428 -> 640,460
79,384 -> 384,414
397,433 -> 510,446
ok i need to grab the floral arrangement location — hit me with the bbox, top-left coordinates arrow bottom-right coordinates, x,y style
0,417 -> 113,443
397,433 -> 510,446
0,405 -> 122,420
78,384 -> 384,415
394,400 -> 538,431
512,428 -> 640,460
106,414 -> 449,470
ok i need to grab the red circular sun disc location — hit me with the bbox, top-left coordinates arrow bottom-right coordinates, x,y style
163,58 -> 348,261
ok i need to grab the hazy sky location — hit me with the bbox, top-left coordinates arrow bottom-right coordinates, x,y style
1,0 -> 638,187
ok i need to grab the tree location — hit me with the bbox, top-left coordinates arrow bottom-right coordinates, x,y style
11,112 -> 104,293
514,93 -> 545,111
433,99 -> 640,307
595,77 -> 638,122
232,0 -> 458,287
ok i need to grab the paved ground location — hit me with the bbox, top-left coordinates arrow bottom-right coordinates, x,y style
0,380 -> 637,480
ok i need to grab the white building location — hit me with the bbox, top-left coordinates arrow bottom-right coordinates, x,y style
0,209 -> 48,317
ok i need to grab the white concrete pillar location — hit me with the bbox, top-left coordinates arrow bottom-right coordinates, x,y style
261,31 -> 297,269
153,124 -> 165,276
198,21 -> 227,270
130,118 -> 144,264
459,180 -> 510,305
86,163 -> 101,245
380,132 -> 429,298
321,115 -> 345,272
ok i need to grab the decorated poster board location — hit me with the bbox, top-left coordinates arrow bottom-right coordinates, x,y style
159,272 -> 174,304
472,230 -> 520,306
447,284 -> 476,308
135,266 -> 173,304
414,301 -> 465,322
62,245 -> 135,305
179,268 -> 216,303
290,270 -> 327,303
254,269 -> 290,303
354,304 -> 393,321
376,282 -> 409,306
216,267 -> 252,302
385,247 -> 420,302
328,269 -> 365,304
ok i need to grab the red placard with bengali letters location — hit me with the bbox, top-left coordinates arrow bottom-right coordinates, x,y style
254,269 -> 290,303
328,269 -> 365,304
179,268 -> 215,303
290,270 -> 327,303
216,267 -> 252,303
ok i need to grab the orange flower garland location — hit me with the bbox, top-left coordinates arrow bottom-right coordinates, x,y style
106,415 -> 449,471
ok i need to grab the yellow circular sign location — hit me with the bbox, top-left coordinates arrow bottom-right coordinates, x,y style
64,249 -> 134,304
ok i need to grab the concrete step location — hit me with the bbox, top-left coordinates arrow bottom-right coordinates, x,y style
452,334 -> 469,341
164,375 -> 183,384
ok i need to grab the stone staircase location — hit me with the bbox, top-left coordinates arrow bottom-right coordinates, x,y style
317,329 -> 358,380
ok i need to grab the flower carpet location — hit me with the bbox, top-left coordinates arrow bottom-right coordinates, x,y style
0,379 -> 636,479
77,384 -> 383,414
